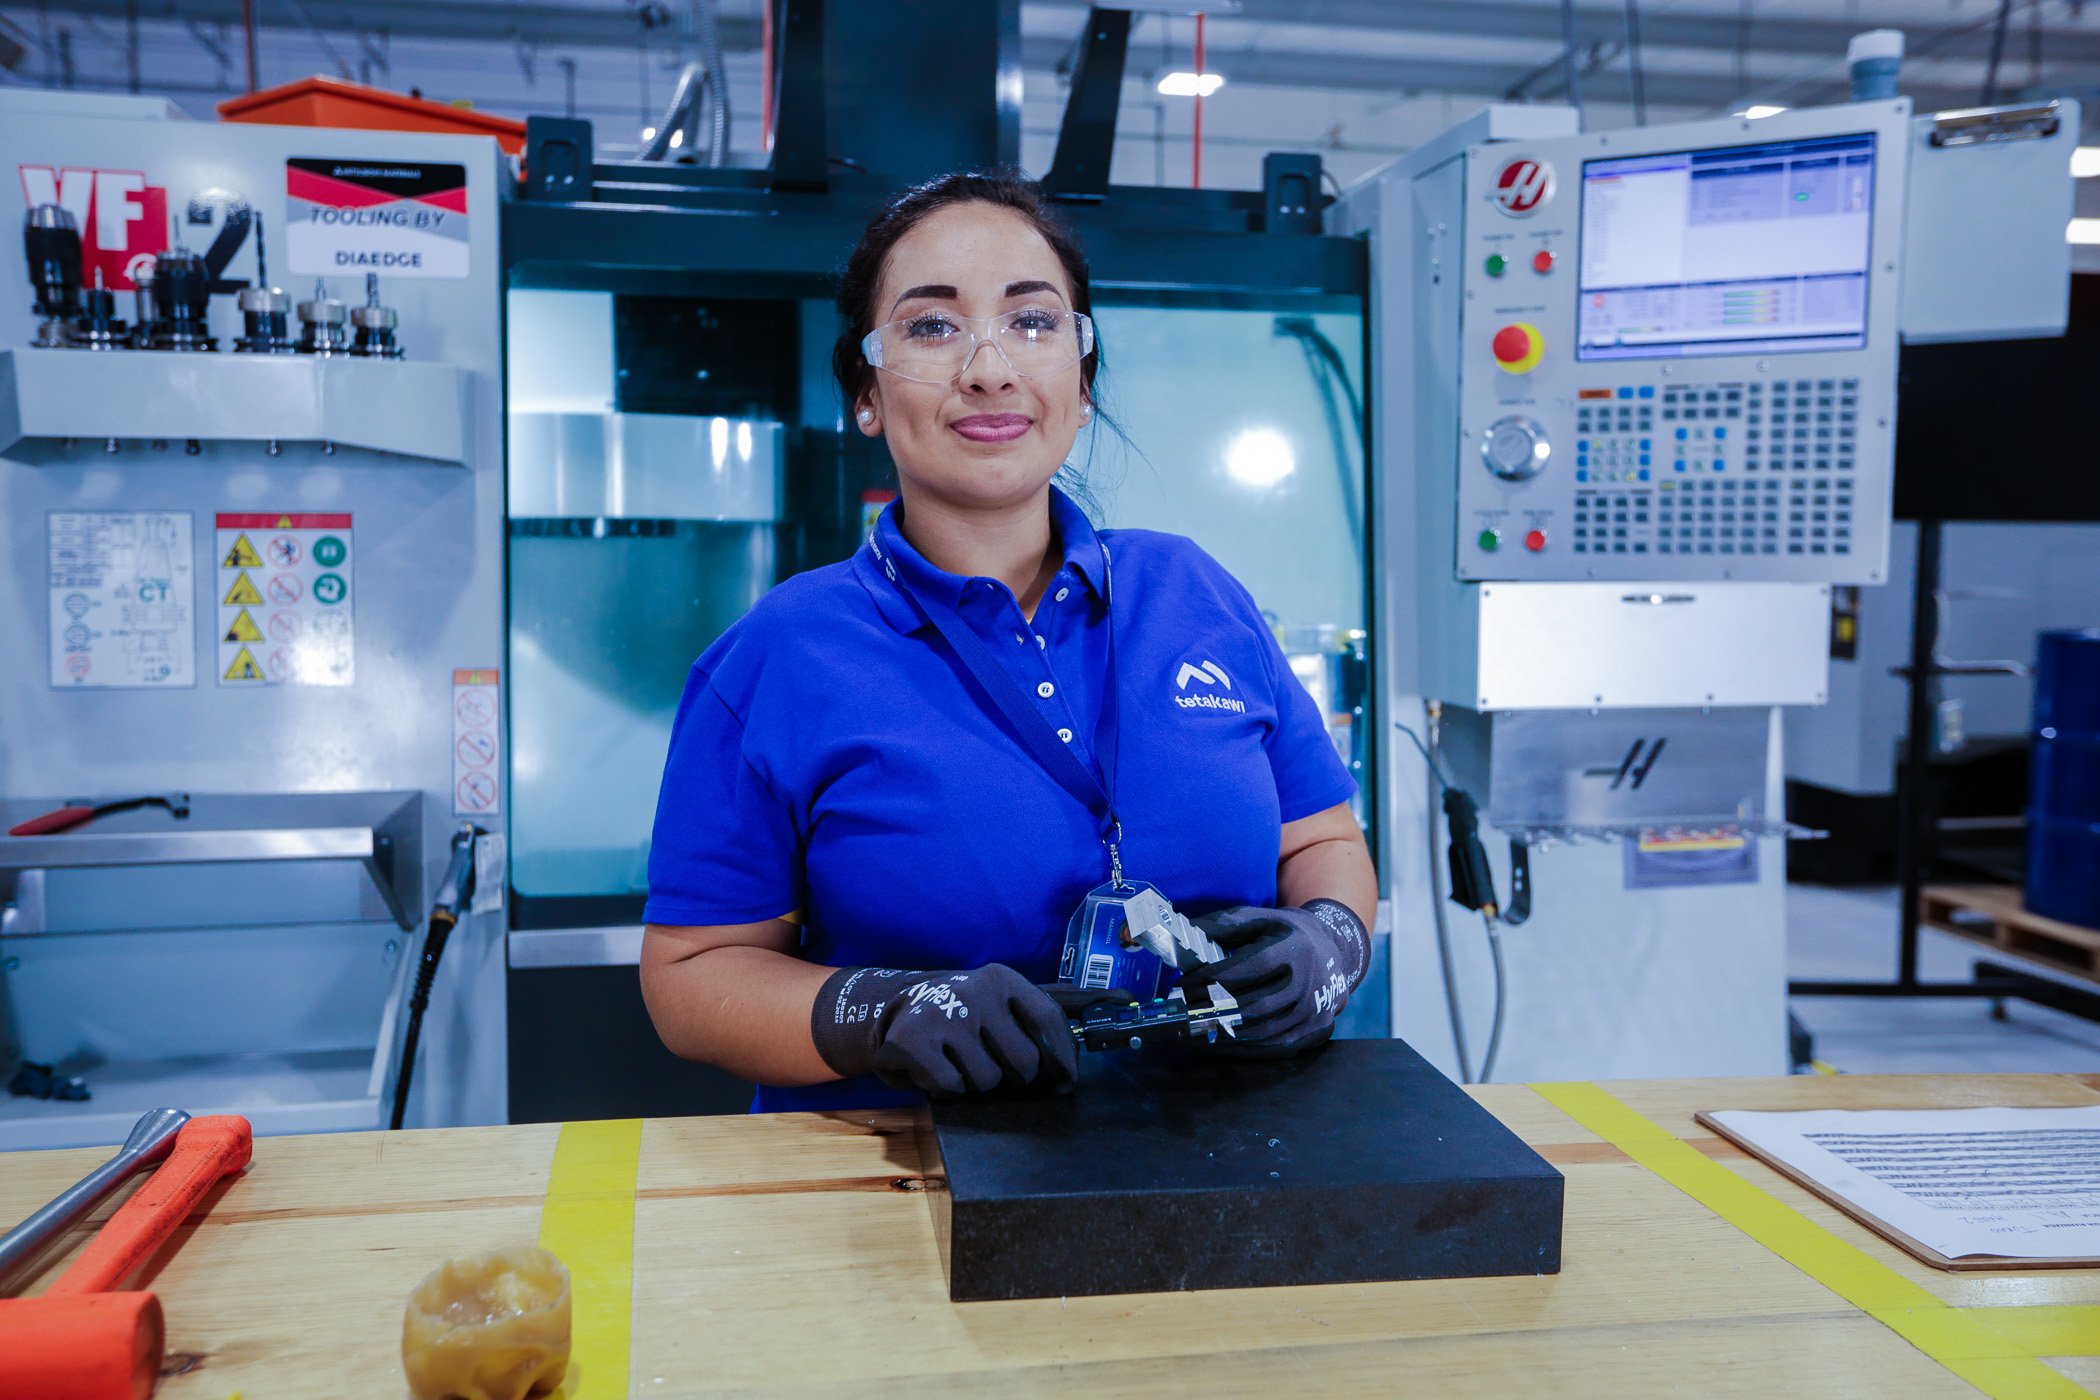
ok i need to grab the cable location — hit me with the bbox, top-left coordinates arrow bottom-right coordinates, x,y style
1981,0 -> 2015,104
1422,711 -> 1473,1083
1401,708 -> 1514,1085
1559,0 -> 1585,123
1478,911 -> 1509,1083
1622,0 -> 1647,125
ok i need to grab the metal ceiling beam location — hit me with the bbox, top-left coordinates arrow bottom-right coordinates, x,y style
1096,0 -> 2100,69
19,0 -> 764,50
1015,35 -> 2083,114
25,0 -> 2095,116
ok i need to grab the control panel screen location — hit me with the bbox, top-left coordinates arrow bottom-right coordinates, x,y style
1577,133 -> 1876,361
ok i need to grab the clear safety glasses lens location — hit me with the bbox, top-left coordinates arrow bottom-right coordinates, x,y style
862,308 -> 1094,384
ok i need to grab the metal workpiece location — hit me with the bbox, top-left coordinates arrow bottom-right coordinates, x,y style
148,247 -> 216,352
296,280 -> 351,356
0,1106 -> 186,1292
348,274 -> 404,361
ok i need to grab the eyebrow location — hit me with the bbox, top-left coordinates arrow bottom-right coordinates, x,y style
888,279 -> 1068,313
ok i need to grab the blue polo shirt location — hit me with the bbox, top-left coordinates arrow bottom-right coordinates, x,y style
644,487 -> 1356,1112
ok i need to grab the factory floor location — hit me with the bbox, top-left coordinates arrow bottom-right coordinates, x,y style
1787,883 -> 2100,1074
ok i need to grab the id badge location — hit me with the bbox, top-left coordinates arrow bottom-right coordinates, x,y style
1057,879 -> 1173,999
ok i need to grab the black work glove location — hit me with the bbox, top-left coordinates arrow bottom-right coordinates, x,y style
810,964 -> 1080,1098
1178,899 -> 1370,1055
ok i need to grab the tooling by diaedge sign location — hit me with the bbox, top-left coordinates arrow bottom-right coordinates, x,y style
285,158 -> 469,279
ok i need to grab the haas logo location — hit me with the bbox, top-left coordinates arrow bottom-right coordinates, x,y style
1492,157 -> 1555,217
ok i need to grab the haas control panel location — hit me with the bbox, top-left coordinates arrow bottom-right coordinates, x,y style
1455,102 -> 1911,585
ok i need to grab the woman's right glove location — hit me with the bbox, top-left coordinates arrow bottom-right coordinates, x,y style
810,964 -> 1080,1097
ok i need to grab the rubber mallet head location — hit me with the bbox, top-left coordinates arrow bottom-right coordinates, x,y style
0,1115 -> 251,1400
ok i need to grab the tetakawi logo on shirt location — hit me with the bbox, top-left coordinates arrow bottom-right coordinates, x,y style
1173,659 -> 1247,714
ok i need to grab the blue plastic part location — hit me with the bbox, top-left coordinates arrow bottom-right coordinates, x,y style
2027,628 -> 2100,926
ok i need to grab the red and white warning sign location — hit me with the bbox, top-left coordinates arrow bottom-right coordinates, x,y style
285,158 -> 468,280
216,512 -> 353,686
1491,157 -> 1555,217
452,669 -> 501,816
17,165 -> 170,290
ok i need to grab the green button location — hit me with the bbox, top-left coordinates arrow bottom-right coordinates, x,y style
1477,528 -> 1502,551
1484,253 -> 1508,277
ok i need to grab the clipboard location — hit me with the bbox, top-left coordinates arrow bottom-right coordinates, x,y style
1695,1110 -> 2100,1272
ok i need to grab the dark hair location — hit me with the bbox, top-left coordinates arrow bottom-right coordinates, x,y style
830,169 -> 1101,415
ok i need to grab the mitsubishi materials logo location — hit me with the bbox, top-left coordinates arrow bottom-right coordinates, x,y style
1174,659 -> 1246,713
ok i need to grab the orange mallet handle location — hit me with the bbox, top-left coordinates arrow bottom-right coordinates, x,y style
47,1115 -> 252,1297
0,1117 -> 250,1400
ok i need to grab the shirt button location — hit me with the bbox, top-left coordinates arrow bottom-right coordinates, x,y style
1054,587 -> 1070,602
1036,681 -> 1055,698
1057,727 -> 1074,743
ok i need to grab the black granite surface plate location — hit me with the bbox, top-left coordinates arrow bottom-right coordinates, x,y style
922,1037 -> 1564,1302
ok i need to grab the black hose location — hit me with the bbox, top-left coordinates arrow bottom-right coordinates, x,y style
388,826 -> 480,1131
389,906 -> 459,1132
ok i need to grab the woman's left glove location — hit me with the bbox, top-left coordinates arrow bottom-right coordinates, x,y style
1179,900 -> 1370,1054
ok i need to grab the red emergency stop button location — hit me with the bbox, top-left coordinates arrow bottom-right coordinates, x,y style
1492,322 -> 1544,373
1532,248 -> 1556,274
1524,528 -> 1548,552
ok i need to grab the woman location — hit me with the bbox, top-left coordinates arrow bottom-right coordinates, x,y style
640,171 -> 1377,1112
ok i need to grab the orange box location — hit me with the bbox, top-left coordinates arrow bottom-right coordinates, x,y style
217,77 -> 525,155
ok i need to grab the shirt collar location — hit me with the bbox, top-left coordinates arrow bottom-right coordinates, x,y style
854,485 -> 1108,635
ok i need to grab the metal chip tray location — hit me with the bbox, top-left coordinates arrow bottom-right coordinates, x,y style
0,349 -> 470,462
0,791 -> 421,930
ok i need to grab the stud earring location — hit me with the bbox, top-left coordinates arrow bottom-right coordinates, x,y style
1080,401 -> 1093,421
857,408 -> 874,425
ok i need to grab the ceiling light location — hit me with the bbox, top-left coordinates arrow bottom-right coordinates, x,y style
1738,104 -> 1788,119
641,126 -> 657,141
1157,71 -> 1225,98
2067,218 -> 2100,245
2073,146 -> 2100,179
1224,426 -> 1295,488
668,128 -> 684,149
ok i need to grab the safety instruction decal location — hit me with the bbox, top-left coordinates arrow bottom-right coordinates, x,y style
452,669 -> 501,816
286,158 -> 467,279
215,512 -> 353,686
47,512 -> 195,689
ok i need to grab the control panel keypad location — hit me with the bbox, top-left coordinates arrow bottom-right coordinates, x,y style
1572,376 -> 1859,559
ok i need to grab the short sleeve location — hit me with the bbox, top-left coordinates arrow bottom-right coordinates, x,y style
643,664 -> 803,926
1253,619 -> 1359,822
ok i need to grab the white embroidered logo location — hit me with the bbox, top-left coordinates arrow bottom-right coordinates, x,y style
1174,658 -> 1246,713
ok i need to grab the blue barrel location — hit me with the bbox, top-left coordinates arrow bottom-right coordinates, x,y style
2027,628 -> 2100,927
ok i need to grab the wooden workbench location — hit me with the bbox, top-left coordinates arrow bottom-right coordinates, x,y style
4,1073 -> 2097,1397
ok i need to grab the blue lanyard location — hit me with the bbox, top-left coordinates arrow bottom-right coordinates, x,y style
866,528 -> 1127,885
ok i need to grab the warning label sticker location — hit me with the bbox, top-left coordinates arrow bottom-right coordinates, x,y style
215,512 -> 353,686
452,668 -> 501,816
47,512 -> 195,688
285,158 -> 467,280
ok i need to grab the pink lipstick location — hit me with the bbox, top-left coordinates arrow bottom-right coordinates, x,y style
950,413 -> 1032,443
